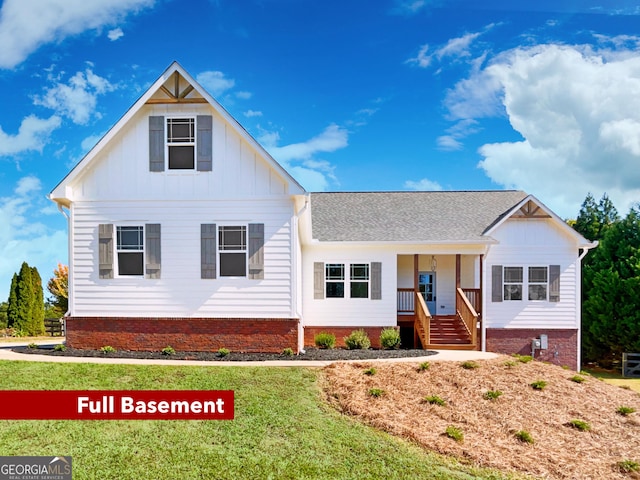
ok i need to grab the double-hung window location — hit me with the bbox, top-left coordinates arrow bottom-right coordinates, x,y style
350,264 -> 369,298
167,117 -> 195,169
528,267 -> 548,301
503,266 -> 523,301
116,226 -> 144,276
325,263 -> 370,298
325,264 -> 345,298
219,226 -> 247,276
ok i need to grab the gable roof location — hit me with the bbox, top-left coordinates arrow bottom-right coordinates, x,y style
50,61 -> 304,204
310,190 -> 530,243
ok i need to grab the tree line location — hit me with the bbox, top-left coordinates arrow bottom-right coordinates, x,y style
572,193 -> 640,365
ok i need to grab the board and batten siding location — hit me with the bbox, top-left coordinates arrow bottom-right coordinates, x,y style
301,246 -> 397,327
484,218 -> 580,329
69,199 -> 296,318
70,104 -> 288,202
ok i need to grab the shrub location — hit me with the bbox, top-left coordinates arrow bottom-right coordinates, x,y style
445,425 -> 464,443
379,328 -> 401,350
503,360 -> 517,368
483,390 -> 503,401
423,395 -> 446,406
461,360 -> 479,370
314,332 -> 336,349
570,375 -> 586,384
530,380 -> 548,390
344,330 -> 371,350
161,346 -> 175,356
567,419 -> 591,431
363,367 -> 377,376
617,460 -> 640,473
53,344 -> 66,352
512,354 -> 533,363
514,430 -> 534,444
100,345 -> 116,354
417,361 -> 430,372
617,406 -> 636,416
368,388 -> 385,398
282,347 -> 294,357
27,343 -> 38,349
217,348 -> 230,357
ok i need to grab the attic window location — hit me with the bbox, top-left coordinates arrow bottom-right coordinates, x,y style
167,117 -> 195,169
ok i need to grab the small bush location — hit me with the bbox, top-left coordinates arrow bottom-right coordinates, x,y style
423,395 -> 446,406
379,328 -> 401,350
217,348 -> 230,357
617,460 -> 640,473
514,430 -> 534,444
27,343 -> 38,349
570,375 -> 586,384
461,360 -> 479,370
161,346 -> 175,356
368,388 -> 385,398
567,419 -> 591,431
445,425 -> 464,443
282,347 -> 294,357
344,330 -> 371,350
417,361 -> 430,372
503,360 -> 517,368
512,354 -> 533,363
483,390 -> 503,401
314,332 -> 336,349
100,345 -> 116,354
617,406 -> 637,416
363,367 -> 377,376
54,344 -> 66,352
530,380 -> 548,390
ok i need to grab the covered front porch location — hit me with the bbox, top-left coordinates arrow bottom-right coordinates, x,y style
397,254 -> 482,350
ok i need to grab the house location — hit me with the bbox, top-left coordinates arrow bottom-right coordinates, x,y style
49,62 -> 596,369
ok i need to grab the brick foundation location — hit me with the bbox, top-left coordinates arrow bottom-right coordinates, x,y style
65,317 -> 299,353
303,326 -> 390,349
485,328 -> 578,370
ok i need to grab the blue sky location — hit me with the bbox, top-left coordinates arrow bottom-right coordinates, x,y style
1,0 -> 640,296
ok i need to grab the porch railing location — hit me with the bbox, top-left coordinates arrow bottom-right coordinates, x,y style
414,291 -> 431,348
461,288 -> 481,316
397,288 -> 415,314
456,288 -> 478,347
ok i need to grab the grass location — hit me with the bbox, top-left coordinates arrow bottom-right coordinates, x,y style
585,368 -> 640,393
0,336 -> 63,343
0,361 -> 512,480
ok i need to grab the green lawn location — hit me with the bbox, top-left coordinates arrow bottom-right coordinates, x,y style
0,361 -> 515,480
584,368 -> 640,393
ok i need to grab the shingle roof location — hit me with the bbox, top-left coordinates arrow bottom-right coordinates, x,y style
310,191 -> 529,242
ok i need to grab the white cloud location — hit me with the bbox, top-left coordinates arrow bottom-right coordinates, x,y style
108,27 -> 124,41
404,178 -> 443,191
407,26 -> 494,69
235,91 -> 252,100
392,0 -> 428,15
0,0 -> 155,69
407,44 -> 431,68
260,124 -> 349,191
445,43 -> 640,217
244,110 -> 263,118
0,115 -> 61,157
196,71 -> 236,97
0,176 -> 67,295
34,68 -> 116,125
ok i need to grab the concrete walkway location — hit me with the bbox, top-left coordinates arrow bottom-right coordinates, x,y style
0,338 -> 498,367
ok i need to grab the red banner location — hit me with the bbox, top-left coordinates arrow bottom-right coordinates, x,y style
0,390 -> 234,420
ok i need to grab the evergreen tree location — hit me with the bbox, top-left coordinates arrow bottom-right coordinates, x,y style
6,273 -> 18,328
13,262 -> 34,334
0,301 -> 7,329
28,266 -> 45,336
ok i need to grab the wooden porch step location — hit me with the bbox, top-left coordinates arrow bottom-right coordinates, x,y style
427,343 -> 478,351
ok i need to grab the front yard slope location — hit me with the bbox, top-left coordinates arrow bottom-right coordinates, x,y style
323,357 -> 640,480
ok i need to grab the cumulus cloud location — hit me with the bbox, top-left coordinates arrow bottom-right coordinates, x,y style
0,0 -> 155,69
196,71 -> 236,97
404,178 -> 444,191
260,124 -> 349,191
0,176 -> 67,294
34,68 -> 117,125
108,27 -> 124,41
445,43 -> 640,217
0,115 -> 61,157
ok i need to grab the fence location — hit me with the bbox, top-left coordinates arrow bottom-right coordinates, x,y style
623,352 -> 640,378
44,318 -> 64,337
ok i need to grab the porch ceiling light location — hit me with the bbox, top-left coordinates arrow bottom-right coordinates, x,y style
431,255 -> 437,271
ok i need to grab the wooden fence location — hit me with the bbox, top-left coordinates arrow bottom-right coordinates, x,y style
623,353 -> 640,378
44,318 -> 64,337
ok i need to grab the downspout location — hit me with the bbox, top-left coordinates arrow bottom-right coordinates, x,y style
56,202 -> 72,320
293,196 -> 309,354
480,243 -> 493,353
576,241 -> 598,371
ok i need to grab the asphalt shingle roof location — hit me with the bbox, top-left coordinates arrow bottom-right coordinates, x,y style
310,191 -> 529,243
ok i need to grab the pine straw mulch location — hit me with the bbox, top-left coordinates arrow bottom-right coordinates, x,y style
322,356 -> 640,480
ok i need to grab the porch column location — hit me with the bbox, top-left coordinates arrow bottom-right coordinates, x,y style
455,254 -> 461,289
414,254 -> 419,293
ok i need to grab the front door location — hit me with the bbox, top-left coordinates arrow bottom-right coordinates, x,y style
418,272 -> 436,314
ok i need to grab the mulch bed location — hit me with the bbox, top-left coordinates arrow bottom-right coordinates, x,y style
12,346 -> 437,362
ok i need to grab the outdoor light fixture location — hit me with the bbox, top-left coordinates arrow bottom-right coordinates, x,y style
431,255 -> 437,271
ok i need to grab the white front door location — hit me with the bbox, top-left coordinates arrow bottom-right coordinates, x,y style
418,272 -> 436,313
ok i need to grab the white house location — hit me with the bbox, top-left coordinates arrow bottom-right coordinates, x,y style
49,62 -> 596,369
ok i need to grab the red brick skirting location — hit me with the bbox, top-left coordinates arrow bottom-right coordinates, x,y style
65,317 -> 299,353
486,328 -> 578,369
303,326 -> 390,349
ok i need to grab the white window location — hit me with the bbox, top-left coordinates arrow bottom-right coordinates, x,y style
116,226 -> 144,276
503,266 -> 523,301
325,264 -> 345,298
528,266 -> 548,301
350,264 -> 369,298
219,226 -> 246,277
167,117 -> 195,169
